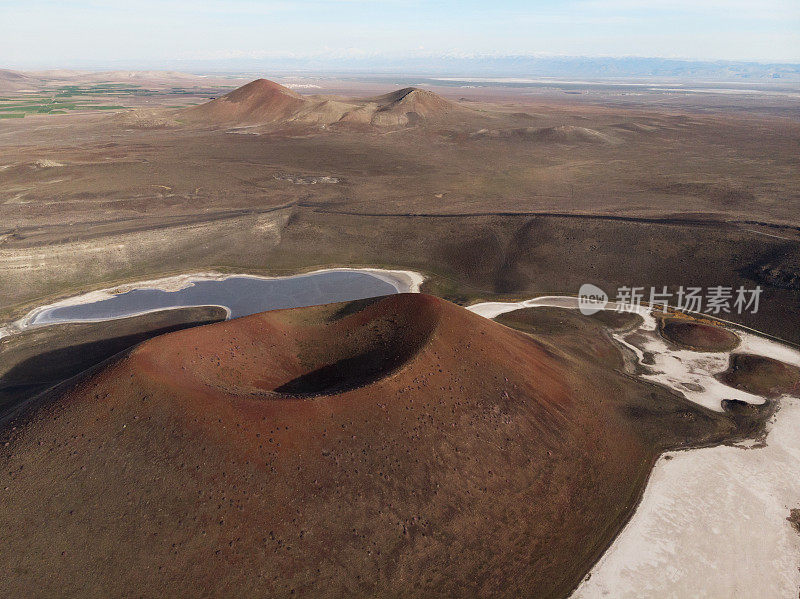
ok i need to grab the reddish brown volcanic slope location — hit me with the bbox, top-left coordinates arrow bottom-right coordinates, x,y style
658,316 -> 741,352
181,79 -> 469,129
182,78 -> 308,124
0,295 -> 754,598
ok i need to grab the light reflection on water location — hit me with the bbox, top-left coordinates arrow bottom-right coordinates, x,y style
31,271 -> 400,325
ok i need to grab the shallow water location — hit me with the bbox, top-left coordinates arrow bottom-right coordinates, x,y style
28,271 -> 405,326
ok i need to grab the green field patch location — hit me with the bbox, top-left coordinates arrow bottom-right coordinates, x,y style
90,83 -> 138,88
0,105 -> 66,114
0,100 -> 48,107
55,84 -> 142,97
0,113 -> 25,119
0,106 -> 47,113
0,101 -> 126,114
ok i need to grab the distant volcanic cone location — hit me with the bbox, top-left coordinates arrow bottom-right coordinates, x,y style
0,295 -> 752,598
368,87 -> 462,127
181,78 -> 308,125
182,79 -> 469,130
337,87 -> 465,128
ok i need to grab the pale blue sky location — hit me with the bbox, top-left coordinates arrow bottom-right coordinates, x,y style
3,0 -> 799,69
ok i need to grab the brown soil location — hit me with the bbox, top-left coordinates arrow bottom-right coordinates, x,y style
718,353 -> 800,398
496,306 -> 629,370
471,125 -> 615,144
788,509 -> 800,535
589,309 -> 644,332
658,317 -> 740,352
0,295 -> 763,598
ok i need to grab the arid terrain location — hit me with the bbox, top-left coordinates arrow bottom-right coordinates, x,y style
1,71 -> 798,344
0,294 -> 770,598
1,68 -> 799,598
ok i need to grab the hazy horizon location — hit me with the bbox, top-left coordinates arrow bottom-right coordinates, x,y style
4,0 -> 799,72
5,55 -> 800,84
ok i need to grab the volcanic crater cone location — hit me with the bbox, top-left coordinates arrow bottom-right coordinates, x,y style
182,78 -> 308,125
0,294 -> 761,598
182,78 -> 468,129
367,87 -> 463,127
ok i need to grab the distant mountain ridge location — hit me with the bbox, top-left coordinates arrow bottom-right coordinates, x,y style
4,56 -> 799,85
173,55 -> 800,81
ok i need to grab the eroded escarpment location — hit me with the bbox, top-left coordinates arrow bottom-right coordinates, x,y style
0,295 -> 768,599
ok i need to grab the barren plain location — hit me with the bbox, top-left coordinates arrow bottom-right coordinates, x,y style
1,69 -> 799,598
1,72 -> 798,343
